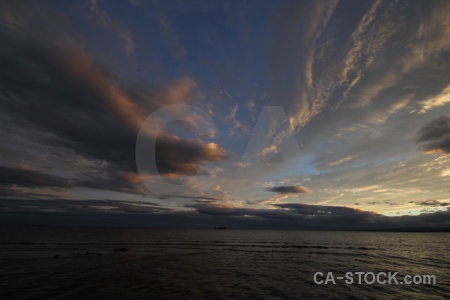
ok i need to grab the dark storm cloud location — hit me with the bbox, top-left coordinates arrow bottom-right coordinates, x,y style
0,30 -> 228,194
267,186 -> 311,194
0,165 -> 71,188
416,116 -> 450,154
408,199 -> 449,207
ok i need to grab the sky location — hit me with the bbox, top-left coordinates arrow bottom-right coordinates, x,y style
1,0 -> 450,229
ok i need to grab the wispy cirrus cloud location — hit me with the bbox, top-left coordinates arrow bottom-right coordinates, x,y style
270,0 -> 339,130
85,0 -> 136,56
270,0 -> 450,141
339,0 -> 384,91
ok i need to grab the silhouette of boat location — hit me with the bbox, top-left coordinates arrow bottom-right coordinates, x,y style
214,226 -> 227,230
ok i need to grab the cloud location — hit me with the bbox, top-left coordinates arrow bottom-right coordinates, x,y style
87,0 -> 100,14
416,116 -> 450,154
441,168 -> 450,177
2,0 -> 450,227
225,103 -> 239,121
340,0 -> 394,101
187,203 -> 254,217
327,155 -> 357,167
408,200 -> 449,207
0,31 -> 228,196
158,14 -> 188,59
85,0 -> 136,56
418,84 -> 450,113
74,172 -> 147,195
267,186 -> 311,194
0,165 -> 71,189
156,194 -> 218,202
1,199 -> 450,230
274,203 -> 381,216
233,162 -> 251,168
266,0 -> 450,158
119,30 -> 135,56
154,135 -> 229,176
270,0 -> 339,129
0,198 -> 167,215
0,165 -> 149,196
168,203 -> 450,230
128,0 -> 140,6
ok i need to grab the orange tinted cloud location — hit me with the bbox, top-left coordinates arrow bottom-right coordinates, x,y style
63,47 -> 145,130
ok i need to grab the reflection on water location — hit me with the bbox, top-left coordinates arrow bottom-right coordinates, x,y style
0,226 -> 448,299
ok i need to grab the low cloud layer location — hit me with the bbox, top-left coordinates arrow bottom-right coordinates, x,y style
273,203 -> 379,217
1,199 -> 449,230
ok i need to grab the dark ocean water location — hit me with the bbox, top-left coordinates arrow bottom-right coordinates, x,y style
0,226 -> 448,299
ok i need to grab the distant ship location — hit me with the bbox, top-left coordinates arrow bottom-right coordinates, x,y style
214,226 -> 227,230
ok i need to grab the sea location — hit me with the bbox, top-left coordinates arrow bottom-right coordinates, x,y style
0,226 -> 448,299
